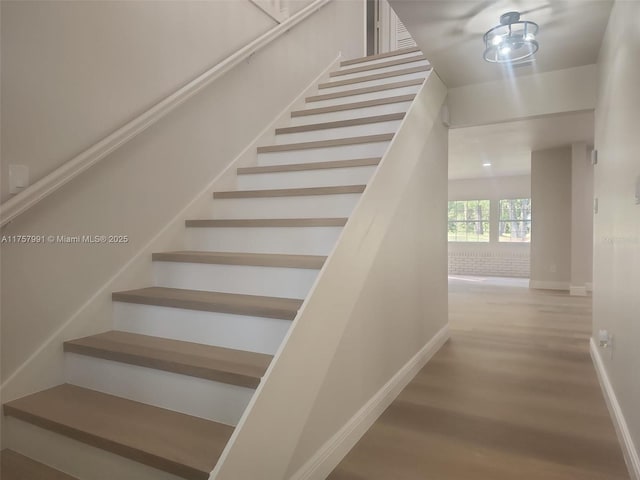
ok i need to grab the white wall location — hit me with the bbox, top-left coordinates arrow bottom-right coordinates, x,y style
0,0 -> 364,398
0,0 -> 276,202
570,142 -> 594,294
530,146 -> 572,290
448,175 -> 531,278
447,64 -> 598,127
286,106 -> 448,478
593,0 -> 640,474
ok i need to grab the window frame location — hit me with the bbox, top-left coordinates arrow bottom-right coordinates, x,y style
447,199 -> 491,243
498,198 -> 532,243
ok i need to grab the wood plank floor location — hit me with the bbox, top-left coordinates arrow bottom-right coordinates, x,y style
329,276 -> 630,480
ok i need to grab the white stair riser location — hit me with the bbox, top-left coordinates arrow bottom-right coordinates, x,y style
332,60 -> 429,82
288,101 -> 413,127
186,226 -> 342,255
153,262 -> 318,298
5,418 -> 183,480
210,194 -> 361,219
338,51 -> 423,70
305,85 -> 420,109
318,71 -> 428,95
113,302 -> 290,355
274,120 -> 402,144
237,165 -> 377,190
65,353 -> 253,425
257,141 -> 390,166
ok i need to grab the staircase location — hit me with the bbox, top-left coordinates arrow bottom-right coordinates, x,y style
2,47 -> 430,480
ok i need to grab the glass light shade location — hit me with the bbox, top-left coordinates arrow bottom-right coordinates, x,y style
483,12 -> 539,64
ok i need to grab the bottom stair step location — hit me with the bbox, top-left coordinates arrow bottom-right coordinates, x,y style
1,449 -> 79,480
3,384 -> 233,480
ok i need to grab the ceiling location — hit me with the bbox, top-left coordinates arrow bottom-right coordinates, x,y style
448,110 -> 594,179
389,0 -> 613,87
386,0 -> 608,180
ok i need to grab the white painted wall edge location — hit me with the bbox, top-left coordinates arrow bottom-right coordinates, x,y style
529,280 -> 570,291
289,324 -> 450,480
0,0 -> 331,228
590,338 -> 640,480
570,286 -> 589,296
446,108 -> 595,130
0,54 -> 342,400
210,70 -> 448,480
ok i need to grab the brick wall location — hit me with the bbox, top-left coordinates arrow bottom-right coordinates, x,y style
448,248 -> 530,278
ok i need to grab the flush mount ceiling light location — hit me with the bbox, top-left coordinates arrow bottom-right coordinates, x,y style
483,11 -> 539,64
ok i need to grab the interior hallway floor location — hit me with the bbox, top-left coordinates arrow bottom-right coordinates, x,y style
329,276 -> 630,480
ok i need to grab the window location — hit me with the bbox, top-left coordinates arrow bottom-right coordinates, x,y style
499,198 -> 531,242
448,200 -> 490,242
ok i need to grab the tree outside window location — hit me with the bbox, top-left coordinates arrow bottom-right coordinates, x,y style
448,200 -> 490,242
499,198 -> 531,242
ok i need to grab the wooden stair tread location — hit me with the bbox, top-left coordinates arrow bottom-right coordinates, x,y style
238,157 -> 381,175
213,184 -> 366,199
291,94 -> 416,117
152,251 -> 326,269
257,133 -> 393,153
340,46 -> 421,66
1,450 -> 79,480
112,287 -> 301,320
275,113 -> 404,134
64,331 -> 272,388
318,65 -> 430,89
331,54 -> 427,77
3,384 -> 233,480
185,218 -> 347,228
306,78 -> 423,102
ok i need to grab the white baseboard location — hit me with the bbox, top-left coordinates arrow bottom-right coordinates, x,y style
569,285 -> 588,296
289,324 -> 450,480
529,280 -> 570,291
590,338 -> 640,480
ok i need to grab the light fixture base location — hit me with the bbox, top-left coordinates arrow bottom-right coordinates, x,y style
500,11 -> 521,25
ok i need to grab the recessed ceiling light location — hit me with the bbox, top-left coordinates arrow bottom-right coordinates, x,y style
483,162 -> 492,167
